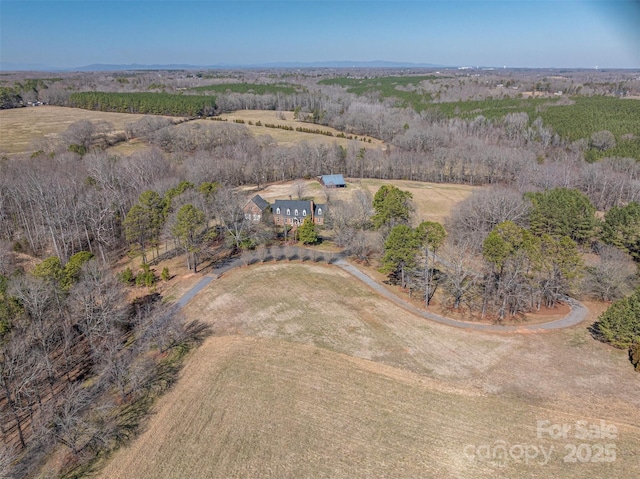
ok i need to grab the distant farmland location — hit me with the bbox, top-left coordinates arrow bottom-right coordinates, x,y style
0,106 -> 162,154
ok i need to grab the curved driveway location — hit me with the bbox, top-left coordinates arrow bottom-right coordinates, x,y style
177,247 -> 589,333
334,259 -> 589,333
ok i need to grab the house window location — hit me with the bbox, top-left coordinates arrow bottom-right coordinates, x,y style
317,208 -> 322,215
276,207 -> 280,214
302,209 -> 307,216
287,208 -> 291,215
245,213 -> 251,220
294,209 -> 299,216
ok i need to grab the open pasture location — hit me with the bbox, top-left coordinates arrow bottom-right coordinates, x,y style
97,263 -> 640,479
0,106 -> 152,154
212,110 -> 383,149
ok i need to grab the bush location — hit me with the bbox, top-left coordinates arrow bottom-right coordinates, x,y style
67,144 -> 87,156
161,267 -> 170,281
135,263 -> 156,288
119,266 -> 135,285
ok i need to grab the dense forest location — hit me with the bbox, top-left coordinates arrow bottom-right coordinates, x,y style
1,67 -> 639,477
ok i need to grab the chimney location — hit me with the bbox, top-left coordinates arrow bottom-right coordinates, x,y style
288,195 -> 292,200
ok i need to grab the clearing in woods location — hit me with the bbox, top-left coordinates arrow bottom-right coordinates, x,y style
242,177 -> 479,225
97,263 -> 640,479
0,107 -> 384,155
0,106 -> 161,154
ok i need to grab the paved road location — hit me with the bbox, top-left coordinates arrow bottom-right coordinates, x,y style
335,259 -> 589,333
175,256 -> 244,308
176,247 -> 589,333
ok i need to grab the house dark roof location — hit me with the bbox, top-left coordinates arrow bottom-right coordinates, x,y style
248,194 -> 270,211
272,199 -> 327,219
320,174 -> 346,186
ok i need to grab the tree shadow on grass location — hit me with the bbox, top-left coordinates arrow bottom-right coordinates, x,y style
60,321 -> 213,479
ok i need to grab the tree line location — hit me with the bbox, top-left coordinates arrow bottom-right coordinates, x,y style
68,92 -> 216,117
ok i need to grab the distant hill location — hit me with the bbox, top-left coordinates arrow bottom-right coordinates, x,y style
246,61 -> 446,69
0,62 -> 63,71
1,60 -> 446,72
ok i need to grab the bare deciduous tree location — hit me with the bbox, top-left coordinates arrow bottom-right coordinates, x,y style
68,261 -> 127,361
0,443 -> 17,479
49,383 -> 93,456
440,242 -> 481,312
448,187 -> 530,251
582,246 -> 637,301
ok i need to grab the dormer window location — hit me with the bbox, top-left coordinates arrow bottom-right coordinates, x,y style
317,208 -> 322,215
276,207 -> 280,214
302,209 -> 307,216
294,209 -> 299,216
286,208 -> 291,215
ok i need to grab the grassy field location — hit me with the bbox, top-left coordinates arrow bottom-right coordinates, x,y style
210,110 -> 383,149
0,106 -> 155,154
97,263 -> 640,479
0,106 -> 382,155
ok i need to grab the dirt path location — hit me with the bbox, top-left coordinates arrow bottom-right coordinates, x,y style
176,247 -> 589,333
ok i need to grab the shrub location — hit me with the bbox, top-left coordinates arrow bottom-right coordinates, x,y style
135,263 -> 156,288
67,144 -> 87,156
161,266 -> 170,281
119,266 -> 135,285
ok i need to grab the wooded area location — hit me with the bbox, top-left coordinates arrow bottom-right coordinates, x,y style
1,67 -> 639,477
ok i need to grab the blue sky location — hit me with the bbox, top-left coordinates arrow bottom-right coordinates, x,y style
1,1 -> 639,68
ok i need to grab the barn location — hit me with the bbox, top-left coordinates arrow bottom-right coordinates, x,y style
319,174 -> 346,188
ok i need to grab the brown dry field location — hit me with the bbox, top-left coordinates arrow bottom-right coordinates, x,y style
0,106 -> 160,154
97,263 -> 640,479
0,106 -> 384,156
206,110 -> 383,149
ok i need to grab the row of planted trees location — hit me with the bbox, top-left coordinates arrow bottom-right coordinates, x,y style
68,92 -> 217,117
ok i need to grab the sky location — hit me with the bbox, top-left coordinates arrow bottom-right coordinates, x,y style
1,0 -> 639,69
